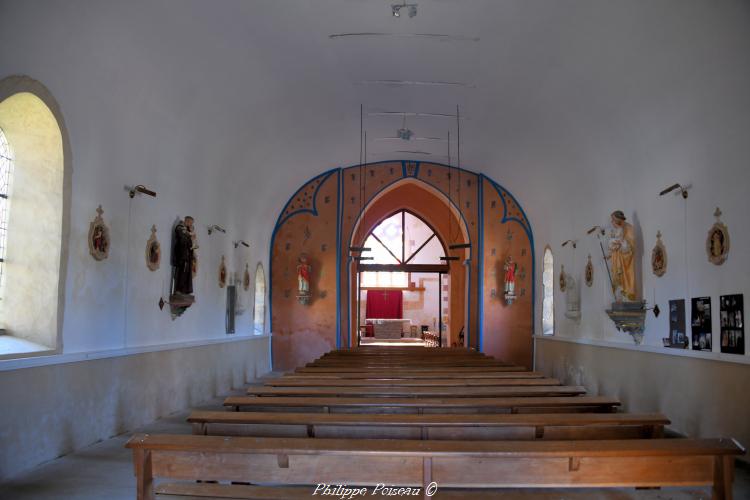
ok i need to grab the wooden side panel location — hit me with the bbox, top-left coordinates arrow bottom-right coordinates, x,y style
431,455 -> 715,488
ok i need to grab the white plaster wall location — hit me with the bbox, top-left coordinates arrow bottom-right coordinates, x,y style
0,93 -> 63,348
0,336 -> 270,480
536,337 -> 750,462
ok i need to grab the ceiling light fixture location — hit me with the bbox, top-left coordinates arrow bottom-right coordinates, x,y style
392,2 -> 417,18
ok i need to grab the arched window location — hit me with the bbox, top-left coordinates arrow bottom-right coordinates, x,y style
0,127 -> 13,296
542,247 -> 554,336
253,264 -> 266,335
360,210 -> 445,287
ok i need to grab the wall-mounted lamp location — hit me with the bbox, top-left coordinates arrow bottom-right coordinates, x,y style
561,239 -> 577,248
587,225 -> 605,236
233,240 -> 250,248
207,225 -> 226,235
659,183 -> 689,199
128,184 -> 157,198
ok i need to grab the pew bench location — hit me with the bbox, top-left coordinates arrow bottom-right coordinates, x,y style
188,410 -> 670,440
245,385 -> 583,398
224,395 -> 621,414
266,376 -> 558,387
126,433 -> 745,500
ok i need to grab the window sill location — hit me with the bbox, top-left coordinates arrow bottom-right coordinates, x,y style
0,335 -> 54,359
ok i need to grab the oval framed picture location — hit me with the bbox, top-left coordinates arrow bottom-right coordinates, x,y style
651,231 -> 667,277
88,205 -> 110,261
706,208 -> 729,266
145,225 -> 161,271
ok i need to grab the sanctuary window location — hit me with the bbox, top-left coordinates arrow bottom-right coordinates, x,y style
253,264 -> 266,335
0,127 -> 12,301
542,247 -> 554,335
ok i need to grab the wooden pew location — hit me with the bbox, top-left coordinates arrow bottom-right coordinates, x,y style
296,366 -> 531,373
245,385 -> 584,398
188,410 -> 670,440
224,395 -> 621,414
265,377 -> 560,387
126,433 -> 745,500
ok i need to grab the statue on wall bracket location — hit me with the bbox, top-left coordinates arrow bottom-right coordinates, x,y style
503,255 -> 517,305
88,205 -> 110,261
651,231 -> 667,277
706,207 -> 729,265
297,253 -> 312,305
163,216 -> 197,319
145,225 -> 161,271
601,211 -> 646,344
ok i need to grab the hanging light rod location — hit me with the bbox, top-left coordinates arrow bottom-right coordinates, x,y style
349,246 -> 371,252
374,136 -> 447,142
357,80 -> 475,88
329,33 -> 479,42
448,243 -> 471,249
368,111 -> 468,119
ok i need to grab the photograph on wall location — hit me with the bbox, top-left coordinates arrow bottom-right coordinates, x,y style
667,299 -> 687,348
720,294 -> 744,355
691,297 -> 712,352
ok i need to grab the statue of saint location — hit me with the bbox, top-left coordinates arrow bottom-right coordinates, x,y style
171,216 -> 196,296
297,253 -> 311,304
503,255 -> 517,298
606,210 -> 637,302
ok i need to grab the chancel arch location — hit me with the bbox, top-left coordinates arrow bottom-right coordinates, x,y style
270,161 -> 533,370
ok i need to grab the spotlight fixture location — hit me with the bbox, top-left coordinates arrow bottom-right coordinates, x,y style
440,256 -> 460,261
392,1 -> 417,18
561,239 -> 577,248
396,128 -> 413,140
448,243 -> 471,250
353,256 -> 374,261
233,240 -> 250,248
659,183 -> 689,199
587,226 -> 605,235
207,224 -> 226,235
349,246 -> 371,252
128,184 -> 156,198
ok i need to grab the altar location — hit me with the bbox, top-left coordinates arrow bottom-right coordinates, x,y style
367,319 -> 412,339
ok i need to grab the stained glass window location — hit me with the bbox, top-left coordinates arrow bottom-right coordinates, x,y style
542,247 -> 554,335
0,127 -> 13,295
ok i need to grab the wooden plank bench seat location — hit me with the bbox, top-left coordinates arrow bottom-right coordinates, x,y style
279,371 -> 545,380
126,433 -> 745,500
245,385 -> 584,398
188,410 -> 670,440
295,366 -> 529,373
224,395 -> 620,414
266,377 -> 559,387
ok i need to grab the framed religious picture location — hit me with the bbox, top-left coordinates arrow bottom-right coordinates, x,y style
584,255 -> 594,287
691,297 -> 712,352
706,207 -> 729,265
720,294 -> 744,355
667,299 -> 687,348
218,255 -> 227,288
145,225 -> 161,271
88,205 -> 110,261
559,265 -> 567,292
651,231 -> 667,277
243,263 -> 250,291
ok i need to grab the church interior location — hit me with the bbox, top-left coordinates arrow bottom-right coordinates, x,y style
0,1 -> 749,498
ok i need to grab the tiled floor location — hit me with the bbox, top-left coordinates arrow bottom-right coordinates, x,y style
1,388 -> 747,500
